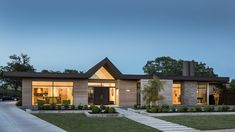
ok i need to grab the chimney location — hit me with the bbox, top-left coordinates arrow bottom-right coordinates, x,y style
182,61 -> 195,76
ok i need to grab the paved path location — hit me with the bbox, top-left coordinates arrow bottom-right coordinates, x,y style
116,108 -> 199,132
0,101 -> 66,132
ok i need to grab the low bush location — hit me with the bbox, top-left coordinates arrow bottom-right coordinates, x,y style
171,106 -> 176,112
104,107 -> 110,113
177,107 -> 187,112
218,105 -> 230,112
100,104 -> 106,110
188,107 -> 195,112
91,106 -> 101,113
204,106 -> 214,112
71,105 -> 75,110
50,103 -> 56,110
195,106 -> 202,112
43,104 -> 50,110
16,100 -> 22,106
232,106 -> 235,111
78,105 -> 83,110
108,107 -> 116,113
57,105 -> 62,110
83,105 -> 89,110
63,100 -> 71,110
161,104 -> 170,113
37,100 -> 45,110
150,106 -> 160,113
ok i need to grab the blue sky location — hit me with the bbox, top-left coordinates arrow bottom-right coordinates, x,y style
0,0 -> 234,79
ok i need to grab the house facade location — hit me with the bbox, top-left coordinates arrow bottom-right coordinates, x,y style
3,58 -> 229,107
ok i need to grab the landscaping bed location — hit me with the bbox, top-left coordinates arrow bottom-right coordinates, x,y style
134,104 -> 235,113
156,115 -> 235,130
34,113 -> 160,132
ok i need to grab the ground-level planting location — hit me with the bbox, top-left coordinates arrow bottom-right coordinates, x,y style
157,115 -> 235,130
34,113 -> 159,132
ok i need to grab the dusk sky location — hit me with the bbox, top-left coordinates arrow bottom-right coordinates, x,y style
0,0 -> 234,79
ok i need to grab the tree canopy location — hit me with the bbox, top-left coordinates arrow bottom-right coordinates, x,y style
0,54 -> 35,90
41,69 -> 83,74
143,56 -> 217,77
230,79 -> 235,89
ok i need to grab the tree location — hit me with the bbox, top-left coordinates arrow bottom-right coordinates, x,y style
230,79 -> 235,89
63,69 -> 82,74
142,76 -> 164,106
143,56 -> 217,77
0,54 -> 35,91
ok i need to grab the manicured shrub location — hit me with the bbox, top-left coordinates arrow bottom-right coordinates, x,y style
50,103 -> 56,110
104,107 -> 110,113
188,107 -> 195,112
37,100 -> 45,110
89,105 -> 95,110
204,106 -> 214,112
177,107 -> 187,112
71,105 -> 75,110
43,104 -> 50,110
16,100 -> 22,106
91,106 -> 101,113
83,105 -> 89,110
100,104 -> 106,110
231,106 -> 235,111
57,105 -> 62,110
171,106 -> 176,112
195,106 -> 202,112
108,107 -> 116,113
63,100 -> 71,109
161,104 -> 170,113
141,105 -> 147,109
150,106 -> 160,113
218,105 -> 230,112
78,105 -> 83,110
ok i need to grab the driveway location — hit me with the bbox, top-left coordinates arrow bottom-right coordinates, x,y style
0,101 -> 66,132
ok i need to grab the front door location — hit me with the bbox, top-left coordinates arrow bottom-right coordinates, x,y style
94,87 -> 109,105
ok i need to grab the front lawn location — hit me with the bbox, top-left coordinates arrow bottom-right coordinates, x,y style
157,115 -> 235,130
34,113 -> 160,132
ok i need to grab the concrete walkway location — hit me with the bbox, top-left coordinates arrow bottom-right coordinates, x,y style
0,101 -> 66,132
116,108 -> 199,132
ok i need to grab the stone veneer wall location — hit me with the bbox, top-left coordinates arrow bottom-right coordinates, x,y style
182,81 -> 197,105
22,79 -> 32,107
140,79 -> 173,106
73,80 -> 88,105
117,80 -> 137,107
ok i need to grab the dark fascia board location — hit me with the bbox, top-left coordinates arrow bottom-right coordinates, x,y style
85,57 -> 122,79
3,72 -> 229,83
3,72 -> 88,79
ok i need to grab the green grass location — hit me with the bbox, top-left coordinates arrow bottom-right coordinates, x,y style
34,113 -> 160,132
157,115 -> 235,130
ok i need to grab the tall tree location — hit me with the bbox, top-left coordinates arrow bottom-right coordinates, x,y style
0,54 -> 35,91
142,76 -> 164,106
230,79 -> 235,89
143,56 -> 217,77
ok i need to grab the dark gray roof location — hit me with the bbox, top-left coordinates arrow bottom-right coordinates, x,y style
3,58 -> 229,83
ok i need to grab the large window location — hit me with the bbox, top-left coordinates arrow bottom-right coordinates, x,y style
197,83 -> 208,104
32,81 -> 73,105
172,83 -> 181,105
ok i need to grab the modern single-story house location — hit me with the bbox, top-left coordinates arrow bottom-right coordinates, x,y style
3,58 -> 229,107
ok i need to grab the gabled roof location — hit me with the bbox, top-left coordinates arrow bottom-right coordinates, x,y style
86,57 -> 122,79
3,57 -> 230,83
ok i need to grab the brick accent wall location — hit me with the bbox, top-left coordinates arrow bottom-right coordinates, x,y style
118,80 -> 137,107
182,81 -> 197,105
22,79 -> 32,107
73,80 -> 88,105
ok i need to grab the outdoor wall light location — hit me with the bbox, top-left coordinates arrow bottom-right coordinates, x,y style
126,89 -> 130,92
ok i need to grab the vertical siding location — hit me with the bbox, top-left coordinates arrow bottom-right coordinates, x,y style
22,79 -> 32,107
118,80 -> 137,107
73,80 -> 88,105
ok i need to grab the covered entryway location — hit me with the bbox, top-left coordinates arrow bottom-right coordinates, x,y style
94,87 -> 109,105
